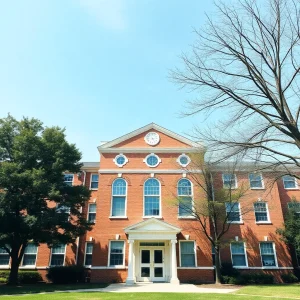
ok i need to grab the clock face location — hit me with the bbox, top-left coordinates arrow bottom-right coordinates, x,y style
145,132 -> 160,146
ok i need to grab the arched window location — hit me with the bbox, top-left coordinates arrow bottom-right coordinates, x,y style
178,179 -> 193,217
111,178 -> 127,217
144,178 -> 160,217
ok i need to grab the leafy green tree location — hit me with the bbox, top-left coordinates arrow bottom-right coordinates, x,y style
277,201 -> 300,261
0,115 -> 92,285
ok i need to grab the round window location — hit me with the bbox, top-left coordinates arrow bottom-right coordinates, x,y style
113,154 -> 128,167
144,153 -> 161,168
177,154 -> 190,167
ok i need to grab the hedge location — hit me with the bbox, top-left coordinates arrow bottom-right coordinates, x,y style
46,266 -> 85,284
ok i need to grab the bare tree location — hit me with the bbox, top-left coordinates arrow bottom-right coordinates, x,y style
176,153 -> 252,284
172,0 -> 300,178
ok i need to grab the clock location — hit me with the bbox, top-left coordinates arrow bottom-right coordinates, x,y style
144,132 -> 160,146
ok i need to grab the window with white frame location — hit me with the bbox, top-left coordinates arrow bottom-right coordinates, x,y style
0,247 -> 10,266
178,179 -> 193,217
64,174 -> 74,186
231,243 -> 247,267
111,179 -> 127,217
143,153 -> 161,168
283,175 -> 298,189
113,154 -> 128,167
288,202 -> 300,215
84,242 -> 93,266
90,174 -> 99,190
180,241 -> 196,267
249,173 -> 263,189
177,154 -> 191,167
260,242 -> 277,267
254,202 -> 269,222
22,243 -> 38,266
225,202 -> 241,222
222,173 -> 237,189
50,244 -> 65,266
88,203 -> 96,223
56,204 -> 70,221
109,241 -> 124,266
144,178 -> 160,217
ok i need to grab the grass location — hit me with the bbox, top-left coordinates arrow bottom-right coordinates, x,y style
236,284 -> 300,298
0,282 -> 108,295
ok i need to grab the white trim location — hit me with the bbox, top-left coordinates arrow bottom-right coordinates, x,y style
177,153 -> 191,167
110,178 -> 127,218
89,173 -> 99,190
254,202 -> 271,223
108,240 -> 126,268
91,266 -> 128,269
84,241 -> 93,267
222,173 -> 238,189
143,178 -> 162,218
179,240 -> 197,268
230,242 -> 248,267
98,147 -> 201,154
177,178 -> 194,217
233,267 -> 293,270
225,202 -> 242,223
113,154 -> 128,168
63,173 -> 74,186
98,123 -> 203,150
143,153 -> 161,168
49,244 -> 66,267
249,173 -> 265,189
21,243 -> 38,267
99,169 -> 193,174
259,242 -> 278,267
177,267 -> 214,270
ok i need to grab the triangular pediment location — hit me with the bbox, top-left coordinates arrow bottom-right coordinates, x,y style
98,123 -> 203,151
124,218 -> 181,233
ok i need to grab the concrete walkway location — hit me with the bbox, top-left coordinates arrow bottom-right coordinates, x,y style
70,283 -> 239,294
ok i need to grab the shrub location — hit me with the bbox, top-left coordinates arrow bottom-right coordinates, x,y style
18,271 -> 42,284
221,262 -> 240,277
0,271 -> 10,281
235,273 -> 274,284
47,266 -> 85,284
221,275 -> 237,284
281,273 -> 299,283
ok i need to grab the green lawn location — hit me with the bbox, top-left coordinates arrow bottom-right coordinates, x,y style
0,283 -> 108,295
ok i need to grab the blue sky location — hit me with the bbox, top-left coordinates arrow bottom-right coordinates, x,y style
0,0 -> 216,161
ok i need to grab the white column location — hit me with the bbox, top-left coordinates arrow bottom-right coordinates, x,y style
126,240 -> 135,285
170,239 -> 180,284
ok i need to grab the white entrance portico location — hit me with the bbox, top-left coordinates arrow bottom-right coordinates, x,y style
124,218 -> 181,285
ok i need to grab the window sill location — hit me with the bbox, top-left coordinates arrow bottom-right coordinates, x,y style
284,188 -> 299,190
91,266 -> 127,270
109,216 -> 128,219
20,266 -> 36,269
250,188 -> 265,190
90,188 -> 98,191
177,266 -> 215,270
227,221 -> 244,224
143,216 -> 162,219
256,221 -> 272,225
178,216 -> 196,219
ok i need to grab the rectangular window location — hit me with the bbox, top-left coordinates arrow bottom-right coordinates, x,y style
50,244 -> 65,266
64,174 -> 74,186
254,202 -> 269,222
231,243 -> 247,267
222,173 -> 237,189
260,242 -> 277,267
249,173 -> 263,189
22,243 -> 38,266
225,202 -> 241,222
90,174 -> 99,190
283,175 -> 297,189
0,248 -> 10,266
109,241 -> 124,266
84,242 -> 93,266
56,204 -> 70,222
88,203 -> 96,223
288,202 -> 300,214
180,241 -> 196,267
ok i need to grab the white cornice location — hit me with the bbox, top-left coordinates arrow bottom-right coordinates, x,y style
98,169 -> 200,174
98,147 -> 202,154
97,123 -> 204,152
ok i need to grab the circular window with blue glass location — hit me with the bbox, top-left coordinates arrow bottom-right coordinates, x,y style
177,153 -> 191,167
113,154 -> 128,167
144,153 -> 161,168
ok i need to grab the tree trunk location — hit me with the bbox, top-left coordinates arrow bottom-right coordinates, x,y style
215,248 -> 222,284
7,250 -> 20,285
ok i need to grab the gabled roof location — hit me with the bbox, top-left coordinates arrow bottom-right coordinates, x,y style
98,123 -> 202,150
124,218 -> 181,234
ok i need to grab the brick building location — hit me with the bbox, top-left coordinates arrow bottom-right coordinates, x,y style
1,123 -> 299,283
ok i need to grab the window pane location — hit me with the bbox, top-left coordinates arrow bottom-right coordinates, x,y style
91,174 -> 98,182
89,203 -> 96,213
51,254 -> 64,266
112,196 -> 125,216
179,196 -> 193,216
232,255 -> 246,266
112,179 -> 126,195
223,174 -> 236,188
249,173 -> 263,188
52,244 -> 65,254
0,253 -> 9,265
231,243 -> 244,254
86,242 -> 93,254
283,176 -> 296,188
85,254 -> 92,265
141,250 -> 150,263
146,155 -> 158,166
91,182 -> 98,189
24,244 -> 37,254
110,241 -> 124,266
260,243 -> 274,254
144,196 -> 160,216
144,179 -> 160,195
23,254 -> 36,266
178,179 -> 192,195
88,213 -> 96,223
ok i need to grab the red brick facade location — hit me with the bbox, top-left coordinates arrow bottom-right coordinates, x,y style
5,124 -> 299,283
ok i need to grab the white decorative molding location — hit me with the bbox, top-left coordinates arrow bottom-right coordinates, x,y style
177,153 -> 191,167
113,153 -> 128,168
235,236 -> 239,241
98,147 -> 201,154
115,234 -> 120,240
143,153 -> 161,168
98,169 -> 202,174
264,236 -> 268,241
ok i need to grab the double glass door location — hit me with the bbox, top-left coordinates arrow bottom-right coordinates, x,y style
140,248 -> 164,282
